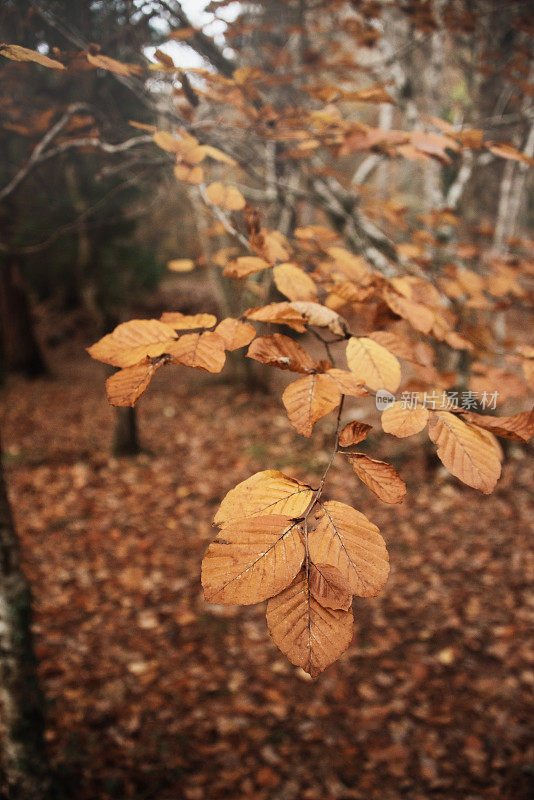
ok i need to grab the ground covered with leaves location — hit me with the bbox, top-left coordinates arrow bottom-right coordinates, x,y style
1,347 -> 533,800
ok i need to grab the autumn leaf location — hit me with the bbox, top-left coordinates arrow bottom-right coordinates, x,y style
309,501 -> 389,597
87,319 -> 178,368
266,567 -> 354,678
87,52 -> 143,76
174,163 -> 204,184
381,401 -> 429,437
339,421 -> 372,447
325,369 -> 368,398
202,516 -> 305,604
382,287 -> 435,334
166,331 -> 226,373
160,312 -> 217,330
290,302 -> 350,337
215,318 -> 256,351
223,256 -> 271,278
346,337 -> 401,393
167,258 -> 195,272
247,334 -> 315,373
243,302 -> 307,332
0,43 -> 66,69
201,144 -> 237,165
309,563 -> 352,611
486,141 -> 534,166
206,182 -> 246,211
105,357 -> 167,407
282,373 -> 341,437
273,263 -> 317,301
427,411 -> 502,494
459,409 -> 534,444
347,454 -> 407,504
214,470 -> 313,527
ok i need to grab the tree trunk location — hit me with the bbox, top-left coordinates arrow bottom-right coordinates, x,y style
0,257 -> 47,378
0,435 -> 50,799
112,407 -> 141,456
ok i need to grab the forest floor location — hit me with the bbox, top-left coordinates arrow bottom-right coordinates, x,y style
1,339 -> 533,800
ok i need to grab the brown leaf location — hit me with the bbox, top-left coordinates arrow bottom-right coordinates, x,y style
201,515 -> 305,604
266,567 -> 353,678
167,258 -> 195,272
309,501 -> 389,597
243,302 -> 307,332
325,369 -> 368,397
282,373 -> 341,437
382,286 -> 435,334
347,454 -> 407,504
87,52 -> 143,76
290,301 -> 349,337
273,263 -> 317,301
214,470 -> 313,527
87,319 -> 177,368
160,312 -> 216,329
173,162 -> 204,184
309,563 -> 352,611
0,43 -> 66,69
223,256 -> 271,278
339,421 -> 372,447
247,333 -> 315,373
206,181 -> 246,210
214,318 -> 256,351
486,141 -> 534,166
459,409 -> 534,443
346,337 -> 401,393
105,357 -> 165,407
427,411 -> 502,493
381,401 -> 429,438
166,331 -> 226,373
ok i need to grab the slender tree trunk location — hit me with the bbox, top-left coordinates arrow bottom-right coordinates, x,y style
0,257 -> 47,378
111,407 -> 140,457
0,435 -> 50,799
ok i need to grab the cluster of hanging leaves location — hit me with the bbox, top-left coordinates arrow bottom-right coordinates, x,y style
5,0 -> 533,677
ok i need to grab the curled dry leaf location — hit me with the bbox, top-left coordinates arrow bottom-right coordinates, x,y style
309,563 -> 352,611
282,373 -> 341,437
166,331 -> 226,373
243,302 -> 307,332
247,334 -> 315,373
347,454 -> 407,504
206,181 -> 246,210
459,409 -> 534,443
381,401 -> 429,438
214,470 -> 313,527
290,301 -> 350,337
346,337 -> 401,393
266,567 -> 354,678
224,256 -> 271,278
273,263 -> 318,301
87,319 -> 177,368
339,421 -> 372,447
202,515 -> 305,605
428,411 -> 502,493
214,318 -> 256,351
309,501 -> 389,597
160,312 -> 216,329
106,357 -> 166,407
0,43 -> 66,69
87,52 -> 143,76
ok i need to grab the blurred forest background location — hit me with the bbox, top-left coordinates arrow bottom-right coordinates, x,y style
0,1 -> 533,799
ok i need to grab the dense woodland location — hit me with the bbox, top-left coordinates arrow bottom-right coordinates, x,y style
0,1 -> 533,798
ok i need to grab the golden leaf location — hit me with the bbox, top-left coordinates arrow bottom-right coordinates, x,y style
215,318 -> 256,351
247,334 -> 315,373
166,331 -> 226,373
202,516 -> 305,605
346,337 -> 401,393
167,258 -> 195,272
206,181 -> 246,210
427,411 -> 502,493
382,287 -> 435,334
266,567 -> 353,678
0,43 -> 65,69
290,302 -> 349,337
273,263 -> 317,301
347,454 -> 406,504
87,319 -> 177,368
87,52 -> 143,76
282,374 -> 341,437
338,421 -> 372,447
243,302 -> 307,332
325,369 -> 368,398
309,563 -> 352,611
459,409 -> 534,444
201,144 -> 237,165
309,501 -> 389,597
160,312 -> 216,330
174,163 -> 204,184
223,256 -> 271,278
214,470 -> 313,528
106,357 -> 165,407
381,401 -> 429,438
